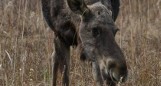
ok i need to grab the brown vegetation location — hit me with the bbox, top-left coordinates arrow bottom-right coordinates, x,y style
0,0 -> 161,86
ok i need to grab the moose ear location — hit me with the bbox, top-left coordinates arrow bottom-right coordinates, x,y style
67,0 -> 90,16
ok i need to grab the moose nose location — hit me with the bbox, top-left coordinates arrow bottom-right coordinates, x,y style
110,68 -> 127,83
108,61 -> 128,83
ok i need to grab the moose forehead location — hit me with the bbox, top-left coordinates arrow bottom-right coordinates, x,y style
87,2 -> 114,25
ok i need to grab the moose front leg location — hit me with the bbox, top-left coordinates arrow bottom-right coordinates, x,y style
52,37 -> 70,86
92,62 -> 103,86
62,49 -> 70,86
52,53 -> 59,86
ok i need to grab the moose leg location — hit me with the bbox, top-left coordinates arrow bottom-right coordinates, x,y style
52,37 -> 70,86
52,37 -> 61,86
92,62 -> 103,86
61,46 -> 70,86
52,55 -> 59,86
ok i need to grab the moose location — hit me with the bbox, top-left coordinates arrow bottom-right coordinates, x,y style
41,0 -> 128,86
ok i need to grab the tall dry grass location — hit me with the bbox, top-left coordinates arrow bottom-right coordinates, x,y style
0,0 -> 161,86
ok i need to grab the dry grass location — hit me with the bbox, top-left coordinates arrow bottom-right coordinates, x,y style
0,0 -> 161,86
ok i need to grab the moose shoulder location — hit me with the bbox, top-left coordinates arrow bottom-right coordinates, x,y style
41,0 -> 127,86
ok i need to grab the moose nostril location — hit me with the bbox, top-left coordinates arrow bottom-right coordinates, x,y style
107,60 -> 128,83
109,69 -> 118,82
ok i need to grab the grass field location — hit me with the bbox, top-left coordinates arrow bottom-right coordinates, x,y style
0,0 -> 161,86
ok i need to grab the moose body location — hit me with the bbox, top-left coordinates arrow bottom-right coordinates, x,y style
41,0 -> 127,86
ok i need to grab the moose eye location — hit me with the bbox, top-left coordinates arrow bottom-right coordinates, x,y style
92,27 -> 101,37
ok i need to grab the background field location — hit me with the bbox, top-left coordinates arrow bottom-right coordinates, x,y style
0,0 -> 161,86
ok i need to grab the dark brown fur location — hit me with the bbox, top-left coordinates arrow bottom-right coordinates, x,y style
41,0 -> 127,86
